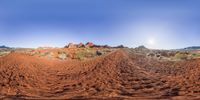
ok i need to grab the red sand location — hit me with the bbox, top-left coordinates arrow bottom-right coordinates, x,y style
0,49 -> 200,99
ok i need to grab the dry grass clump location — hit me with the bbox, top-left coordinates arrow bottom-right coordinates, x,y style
175,52 -> 191,60
0,51 -> 10,57
57,51 -> 68,60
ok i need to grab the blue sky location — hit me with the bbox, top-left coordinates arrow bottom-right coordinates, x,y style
0,0 -> 200,49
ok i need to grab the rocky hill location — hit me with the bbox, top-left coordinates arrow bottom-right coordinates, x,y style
184,46 -> 200,50
0,45 -> 10,49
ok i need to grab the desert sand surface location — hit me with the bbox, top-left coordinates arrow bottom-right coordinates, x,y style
0,48 -> 200,100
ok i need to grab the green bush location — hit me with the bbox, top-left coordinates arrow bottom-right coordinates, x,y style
191,53 -> 200,57
175,52 -> 189,60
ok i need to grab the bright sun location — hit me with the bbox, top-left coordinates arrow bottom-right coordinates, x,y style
147,38 -> 155,46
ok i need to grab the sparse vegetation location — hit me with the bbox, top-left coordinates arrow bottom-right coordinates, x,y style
31,51 -> 55,58
101,48 -> 112,53
58,51 -> 68,60
0,51 -> 10,57
40,52 -> 51,57
74,49 -> 96,60
96,50 -> 103,56
191,53 -> 200,58
175,52 -> 190,60
31,52 -> 40,56
11,47 -> 113,60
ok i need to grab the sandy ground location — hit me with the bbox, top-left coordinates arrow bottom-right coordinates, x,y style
0,49 -> 200,99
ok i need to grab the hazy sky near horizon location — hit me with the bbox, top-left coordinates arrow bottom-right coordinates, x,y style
0,0 -> 200,49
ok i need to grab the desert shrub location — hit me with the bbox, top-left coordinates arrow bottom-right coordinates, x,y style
74,49 -> 96,60
47,52 -> 54,58
74,53 -> 84,60
191,53 -> 200,57
58,51 -> 68,60
167,52 -> 176,57
0,52 -> 10,56
31,52 -> 40,56
40,52 -> 50,57
0,52 -> 7,56
0,52 -> 5,56
147,52 -> 155,57
95,49 -> 112,56
39,52 -> 54,58
175,52 -> 189,60
96,50 -> 103,56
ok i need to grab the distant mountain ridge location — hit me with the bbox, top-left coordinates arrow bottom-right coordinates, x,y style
184,46 -> 200,50
0,45 -> 10,48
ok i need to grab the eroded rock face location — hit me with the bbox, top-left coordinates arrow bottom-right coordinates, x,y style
115,45 -> 125,48
64,42 -> 115,49
65,42 -> 95,48
85,42 -> 94,48
77,43 -> 85,48
65,43 -> 78,48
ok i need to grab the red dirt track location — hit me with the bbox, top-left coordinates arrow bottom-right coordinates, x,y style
0,49 -> 200,99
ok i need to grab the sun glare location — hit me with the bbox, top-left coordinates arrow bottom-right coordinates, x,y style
147,38 -> 156,46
